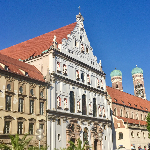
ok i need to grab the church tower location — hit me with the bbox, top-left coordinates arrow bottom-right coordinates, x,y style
110,69 -> 123,91
131,65 -> 146,99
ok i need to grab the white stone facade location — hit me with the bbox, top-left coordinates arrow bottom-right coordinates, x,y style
27,13 -> 113,150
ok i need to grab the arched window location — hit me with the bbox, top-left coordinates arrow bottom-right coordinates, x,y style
141,114 -> 143,120
70,91 -> 75,113
82,94 -> 86,115
126,112 -> 128,118
131,131 -> 134,138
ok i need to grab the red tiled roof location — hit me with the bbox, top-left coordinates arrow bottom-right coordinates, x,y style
106,86 -> 150,112
0,22 -> 77,60
0,53 -> 45,82
116,116 -> 147,125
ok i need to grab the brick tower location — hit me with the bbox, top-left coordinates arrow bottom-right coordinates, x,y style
110,68 -> 123,91
131,65 -> 146,99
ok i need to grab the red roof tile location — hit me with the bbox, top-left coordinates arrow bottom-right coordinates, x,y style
0,22 -> 77,60
116,116 -> 147,126
0,53 -> 45,82
106,86 -> 150,112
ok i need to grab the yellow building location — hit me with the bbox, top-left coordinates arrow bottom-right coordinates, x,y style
0,53 -> 49,147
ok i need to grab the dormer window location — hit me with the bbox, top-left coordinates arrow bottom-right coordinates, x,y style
7,84 -> 11,91
81,44 -> 84,53
19,86 -> 23,94
87,74 -> 90,85
5,65 -> 9,71
76,70 -> 80,81
63,64 -> 67,75
97,78 -> 100,88
25,72 -> 28,76
30,89 -> 34,96
57,62 -> 61,73
116,84 -> 118,88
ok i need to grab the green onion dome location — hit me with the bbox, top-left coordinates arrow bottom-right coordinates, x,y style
110,69 -> 122,77
131,65 -> 143,75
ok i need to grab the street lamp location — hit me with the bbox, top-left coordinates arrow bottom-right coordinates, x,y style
36,129 -> 44,149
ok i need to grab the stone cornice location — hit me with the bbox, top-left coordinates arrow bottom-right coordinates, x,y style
51,72 -> 107,97
47,109 -> 112,124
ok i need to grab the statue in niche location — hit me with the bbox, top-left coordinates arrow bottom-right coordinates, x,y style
87,74 -> 90,84
57,96 -> 61,108
101,80 -> 103,90
57,62 -> 61,72
98,105 -> 102,116
64,98 -> 68,110
76,70 -> 80,80
81,44 -> 84,53
97,78 -> 100,88
77,101 -> 80,112
89,103 -> 92,114
103,107 -> 105,117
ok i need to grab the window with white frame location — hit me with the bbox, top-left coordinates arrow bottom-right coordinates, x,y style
4,121 -> 10,134
18,122 -> 23,134
76,70 -> 80,80
87,74 -> 90,85
30,100 -> 34,114
6,95 -> 11,111
18,98 -> 23,112
40,102 -> 44,115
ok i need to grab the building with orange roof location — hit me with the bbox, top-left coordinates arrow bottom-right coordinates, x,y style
1,13 -> 113,150
107,68 -> 149,150
0,53 -> 50,147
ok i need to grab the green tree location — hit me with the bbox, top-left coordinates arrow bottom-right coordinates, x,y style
146,112 -> 150,138
56,138 -> 91,150
0,133 -> 32,150
0,134 -> 48,150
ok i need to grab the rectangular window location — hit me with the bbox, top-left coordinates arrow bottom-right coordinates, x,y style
18,122 -> 23,134
93,98 -> 96,117
40,102 -> 44,115
18,98 -> 23,112
70,91 -> 75,113
6,96 -> 11,111
39,124 -> 44,130
30,100 -> 34,114
29,123 -> 34,135
82,95 -> 86,115
4,121 -> 10,134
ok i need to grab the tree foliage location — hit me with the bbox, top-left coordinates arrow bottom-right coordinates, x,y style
56,138 -> 91,150
0,134 -> 47,150
146,112 -> 150,138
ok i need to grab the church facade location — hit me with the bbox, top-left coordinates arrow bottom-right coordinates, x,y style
107,67 -> 149,150
0,14 -> 113,150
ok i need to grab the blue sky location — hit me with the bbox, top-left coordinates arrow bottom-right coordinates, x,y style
0,0 -> 150,100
